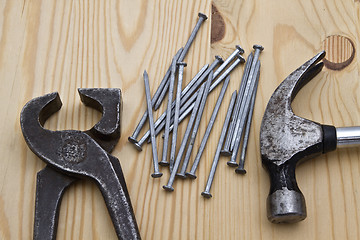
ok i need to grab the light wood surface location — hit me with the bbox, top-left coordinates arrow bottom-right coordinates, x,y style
1,0 -> 360,239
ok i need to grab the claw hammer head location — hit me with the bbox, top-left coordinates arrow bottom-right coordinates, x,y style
260,51 -> 337,223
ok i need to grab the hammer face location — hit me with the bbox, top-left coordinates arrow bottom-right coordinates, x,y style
267,187 -> 306,223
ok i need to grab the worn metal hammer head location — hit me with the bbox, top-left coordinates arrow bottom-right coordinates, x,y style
260,51 -> 338,223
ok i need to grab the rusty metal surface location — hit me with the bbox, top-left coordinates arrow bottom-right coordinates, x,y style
20,89 -> 141,240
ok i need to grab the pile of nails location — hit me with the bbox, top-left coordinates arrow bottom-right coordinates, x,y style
128,12 -> 263,198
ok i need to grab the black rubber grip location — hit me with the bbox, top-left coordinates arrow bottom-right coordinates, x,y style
322,125 -> 337,153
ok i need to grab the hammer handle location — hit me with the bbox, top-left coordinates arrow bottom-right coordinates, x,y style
336,127 -> 360,147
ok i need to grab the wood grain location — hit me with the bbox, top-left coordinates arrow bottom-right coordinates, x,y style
0,0 -> 359,239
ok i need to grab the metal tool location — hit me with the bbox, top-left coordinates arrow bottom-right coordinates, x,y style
230,45 -> 264,151
170,62 -> 187,171
186,75 -> 230,179
163,84 -> 205,189
222,53 -> 254,156
134,54 -> 244,150
20,88 -> 140,239
144,72 -> 163,178
128,48 -> 183,144
202,90 -> 237,198
154,13 -> 208,110
160,57 -> 177,166
260,51 -> 360,223
228,60 -> 261,167
133,56 -> 222,151
178,71 -> 213,176
235,67 -> 260,174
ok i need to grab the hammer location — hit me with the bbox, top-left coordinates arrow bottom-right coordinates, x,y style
260,51 -> 360,223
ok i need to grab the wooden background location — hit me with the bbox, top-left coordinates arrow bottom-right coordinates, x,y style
1,0 -> 360,239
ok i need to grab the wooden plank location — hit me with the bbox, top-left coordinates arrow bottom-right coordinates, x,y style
0,0 -> 360,239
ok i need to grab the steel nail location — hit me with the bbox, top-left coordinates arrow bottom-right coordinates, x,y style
235,66 -> 260,174
155,64 -> 209,111
143,71 -> 163,178
180,56 -> 223,105
186,75 -> 230,179
221,53 -> 254,157
128,48 -> 183,143
159,57 -> 177,166
230,45 -> 263,151
154,12 -> 208,110
154,48 -> 184,110
202,90 -> 237,198
169,62 -> 187,172
135,54 -> 243,150
163,84 -> 205,191
230,60 -> 261,166
178,13 -> 208,61
213,45 -> 244,78
177,71 -> 213,177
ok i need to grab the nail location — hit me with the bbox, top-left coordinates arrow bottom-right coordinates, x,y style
178,71 -> 213,177
163,84 -> 205,191
235,66 -> 260,174
169,62 -> 187,172
222,53 -> 254,158
128,48 -> 183,143
155,64 -> 209,111
186,75 -> 230,179
135,54 -> 243,150
143,71 -> 163,178
180,56 -> 223,105
230,60 -> 261,166
213,45 -> 244,78
159,57 -> 177,166
230,45 -> 263,151
202,90 -> 237,198
178,13 -> 208,62
134,57 -> 222,150
154,12 -> 208,110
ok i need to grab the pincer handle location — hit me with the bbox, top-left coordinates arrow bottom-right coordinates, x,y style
93,155 -> 141,240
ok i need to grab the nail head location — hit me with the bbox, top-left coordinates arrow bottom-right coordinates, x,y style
198,12 -> 208,20
235,168 -> 247,174
151,172 -> 163,178
236,45 -> 245,54
128,136 -> 138,144
185,172 -> 197,179
215,55 -> 224,63
163,185 -> 174,192
201,191 -> 212,198
253,44 -> 264,51
227,161 -> 238,167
